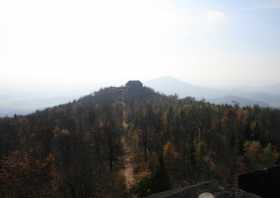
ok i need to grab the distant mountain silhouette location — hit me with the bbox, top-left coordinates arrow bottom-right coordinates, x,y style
145,77 -> 273,107
145,76 -> 224,99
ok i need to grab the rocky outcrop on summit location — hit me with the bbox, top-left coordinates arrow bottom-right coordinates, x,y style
126,80 -> 143,88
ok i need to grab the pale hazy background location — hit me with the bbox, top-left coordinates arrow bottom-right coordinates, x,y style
0,0 -> 280,115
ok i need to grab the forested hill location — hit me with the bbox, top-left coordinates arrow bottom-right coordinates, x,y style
0,81 -> 280,198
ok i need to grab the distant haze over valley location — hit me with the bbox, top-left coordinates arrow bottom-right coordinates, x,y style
1,77 -> 280,117
145,77 -> 280,107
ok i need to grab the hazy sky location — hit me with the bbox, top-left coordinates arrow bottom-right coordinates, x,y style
0,0 -> 280,88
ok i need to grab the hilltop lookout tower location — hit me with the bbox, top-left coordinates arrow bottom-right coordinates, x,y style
125,80 -> 143,88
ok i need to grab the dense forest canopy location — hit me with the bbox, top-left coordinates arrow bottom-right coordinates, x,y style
0,81 -> 280,198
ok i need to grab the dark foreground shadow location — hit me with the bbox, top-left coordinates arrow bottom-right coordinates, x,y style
239,166 -> 280,198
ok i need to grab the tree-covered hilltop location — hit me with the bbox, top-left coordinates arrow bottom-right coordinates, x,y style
0,81 -> 280,198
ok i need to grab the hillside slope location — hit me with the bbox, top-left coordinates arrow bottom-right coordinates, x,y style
0,81 -> 280,198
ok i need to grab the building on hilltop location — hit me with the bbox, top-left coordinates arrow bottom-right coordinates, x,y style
125,80 -> 143,88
